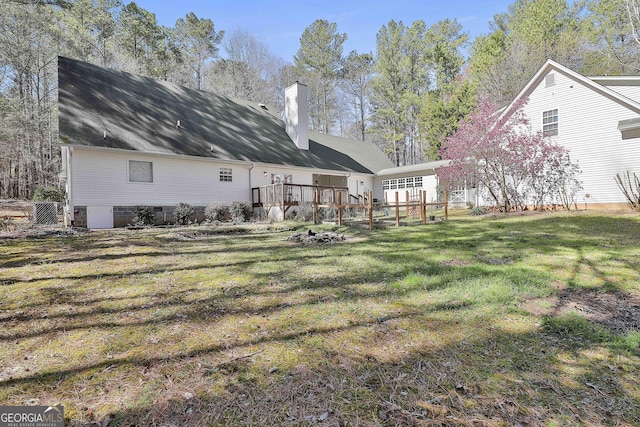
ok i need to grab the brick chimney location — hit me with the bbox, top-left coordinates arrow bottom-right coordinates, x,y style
284,82 -> 309,150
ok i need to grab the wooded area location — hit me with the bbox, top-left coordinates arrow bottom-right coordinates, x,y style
1,0 -> 640,199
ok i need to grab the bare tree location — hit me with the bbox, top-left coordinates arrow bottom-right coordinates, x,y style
0,3 -> 60,199
340,51 -> 374,141
214,28 -> 282,105
628,0 -> 640,44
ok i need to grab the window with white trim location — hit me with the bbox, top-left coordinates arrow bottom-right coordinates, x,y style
219,167 -> 232,182
382,176 -> 424,190
543,109 -> 558,136
271,173 -> 292,184
128,160 -> 153,183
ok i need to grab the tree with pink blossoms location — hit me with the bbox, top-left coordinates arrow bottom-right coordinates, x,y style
438,96 -> 581,211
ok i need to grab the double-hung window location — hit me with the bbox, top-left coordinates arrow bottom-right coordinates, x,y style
219,167 -> 233,182
543,109 -> 558,136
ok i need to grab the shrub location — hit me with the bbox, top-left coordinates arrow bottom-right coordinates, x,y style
33,186 -> 65,202
615,171 -> 640,211
131,206 -> 154,226
469,206 -> 487,216
205,202 -> 229,222
230,200 -> 252,222
174,203 -> 195,225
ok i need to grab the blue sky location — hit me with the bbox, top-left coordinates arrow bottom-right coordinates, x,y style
135,0 -> 514,61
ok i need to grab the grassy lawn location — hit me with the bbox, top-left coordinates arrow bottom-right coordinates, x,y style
1,211 -> 639,426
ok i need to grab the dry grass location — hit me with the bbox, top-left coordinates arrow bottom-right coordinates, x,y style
0,211 -> 639,426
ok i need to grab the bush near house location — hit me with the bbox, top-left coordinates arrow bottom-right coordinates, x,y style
173,202 -> 195,225
469,206 -> 487,216
205,202 -> 230,222
230,200 -> 252,222
32,185 -> 65,202
204,201 -> 253,223
131,206 -> 154,226
615,171 -> 640,211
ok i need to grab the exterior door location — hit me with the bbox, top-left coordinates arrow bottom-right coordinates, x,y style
87,206 -> 114,229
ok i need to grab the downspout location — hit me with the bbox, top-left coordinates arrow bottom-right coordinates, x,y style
249,163 -> 255,205
66,147 -> 74,226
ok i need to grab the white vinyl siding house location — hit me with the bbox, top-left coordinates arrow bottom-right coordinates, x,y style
58,57 -> 393,228
70,148 -> 251,207
509,60 -> 640,208
60,57 -> 640,228
66,148 -> 252,227
65,147 -> 378,227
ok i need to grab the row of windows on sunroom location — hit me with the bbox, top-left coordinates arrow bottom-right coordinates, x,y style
382,176 -> 423,191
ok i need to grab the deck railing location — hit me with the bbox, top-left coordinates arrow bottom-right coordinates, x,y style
252,184 -> 448,230
252,184 -> 352,208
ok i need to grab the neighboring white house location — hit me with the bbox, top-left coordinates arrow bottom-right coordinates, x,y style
496,59 -> 640,209
58,57 -> 395,228
386,60 -> 640,211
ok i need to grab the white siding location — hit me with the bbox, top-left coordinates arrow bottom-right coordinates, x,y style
381,175 -> 439,204
348,174 -> 374,201
71,149 -> 376,208
522,71 -> 640,205
599,85 -> 640,103
250,167 -> 314,188
70,149 -> 251,206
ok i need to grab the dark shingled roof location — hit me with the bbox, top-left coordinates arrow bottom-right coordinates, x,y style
58,56 -> 394,174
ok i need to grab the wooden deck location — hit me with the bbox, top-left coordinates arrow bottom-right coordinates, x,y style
252,183 -> 358,216
252,184 -> 448,229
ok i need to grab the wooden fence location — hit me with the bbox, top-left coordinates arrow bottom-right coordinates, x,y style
313,190 -> 448,230
252,184 -> 447,229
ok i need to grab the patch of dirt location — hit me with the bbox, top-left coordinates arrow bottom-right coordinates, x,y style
441,259 -> 469,267
0,225 -> 83,240
522,286 -> 640,335
0,199 -> 32,216
287,230 -> 347,244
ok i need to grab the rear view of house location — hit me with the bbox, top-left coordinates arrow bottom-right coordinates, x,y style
57,57 -> 394,228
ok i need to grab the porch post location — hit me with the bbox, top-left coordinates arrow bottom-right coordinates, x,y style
395,191 -> 400,227
313,189 -> 318,224
337,192 -> 342,226
405,190 -> 409,218
281,182 -> 285,221
368,190 -> 373,230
